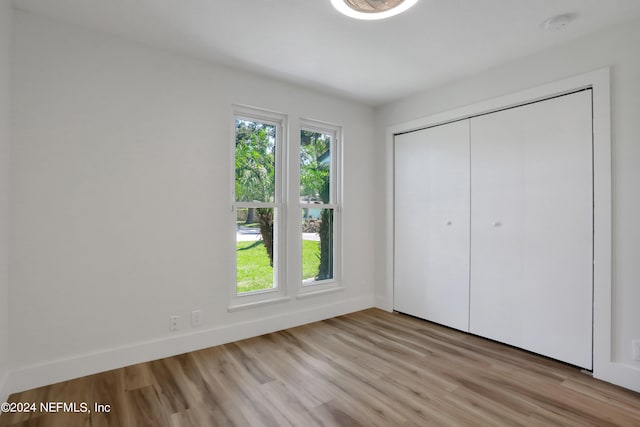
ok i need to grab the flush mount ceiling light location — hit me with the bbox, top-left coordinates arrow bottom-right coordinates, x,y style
331,0 -> 419,20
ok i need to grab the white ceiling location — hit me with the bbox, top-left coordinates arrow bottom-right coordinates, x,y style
12,0 -> 640,106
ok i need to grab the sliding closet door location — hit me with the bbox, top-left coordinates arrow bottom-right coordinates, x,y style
469,90 -> 593,369
394,120 -> 470,331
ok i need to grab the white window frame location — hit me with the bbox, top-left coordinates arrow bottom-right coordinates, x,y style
229,105 -> 289,310
297,119 -> 342,297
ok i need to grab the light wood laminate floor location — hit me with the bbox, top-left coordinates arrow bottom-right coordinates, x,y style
1,309 -> 639,426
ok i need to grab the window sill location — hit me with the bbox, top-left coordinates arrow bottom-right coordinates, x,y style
228,296 -> 291,312
296,286 -> 345,300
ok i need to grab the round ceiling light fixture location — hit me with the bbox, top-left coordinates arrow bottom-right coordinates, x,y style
331,0 -> 419,20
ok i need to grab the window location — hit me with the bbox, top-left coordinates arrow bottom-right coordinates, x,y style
232,107 -> 286,304
300,122 -> 340,289
231,108 -> 341,309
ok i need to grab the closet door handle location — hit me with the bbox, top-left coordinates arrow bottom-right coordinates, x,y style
446,220 -> 453,226
492,221 -> 502,227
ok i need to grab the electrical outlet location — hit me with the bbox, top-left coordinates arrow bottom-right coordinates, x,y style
191,310 -> 203,327
170,315 -> 180,332
633,340 -> 640,361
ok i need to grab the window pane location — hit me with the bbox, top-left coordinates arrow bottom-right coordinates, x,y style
235,120 -> 276,203
302,208 -> 333,283
237,207 -> 276,293
300,130 -> 331,204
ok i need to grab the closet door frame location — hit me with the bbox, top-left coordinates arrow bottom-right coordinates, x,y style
385,68 -> 621,388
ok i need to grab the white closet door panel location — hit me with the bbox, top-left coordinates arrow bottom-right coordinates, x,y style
394,120 -> 470,331
470,90 -> 593,369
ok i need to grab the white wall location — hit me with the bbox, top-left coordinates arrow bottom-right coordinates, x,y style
8,11 -> 376,393
0,0 -> 12,403
375,18 -> 640,389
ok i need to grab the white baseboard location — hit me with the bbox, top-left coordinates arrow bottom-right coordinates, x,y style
6,295 -> 375,395
7,293 -> 637,396
595,361 -> 640,393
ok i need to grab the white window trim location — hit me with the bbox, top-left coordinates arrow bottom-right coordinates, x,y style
298,119 -> 343,295
230,105 -> 288,308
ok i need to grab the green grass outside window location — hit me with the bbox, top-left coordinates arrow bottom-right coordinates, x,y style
236,239 -> 320,293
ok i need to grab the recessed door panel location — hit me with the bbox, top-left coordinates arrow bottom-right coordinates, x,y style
394,120 -> 470,332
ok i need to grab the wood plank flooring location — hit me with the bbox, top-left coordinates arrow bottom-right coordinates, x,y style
1,309 -> 639,426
